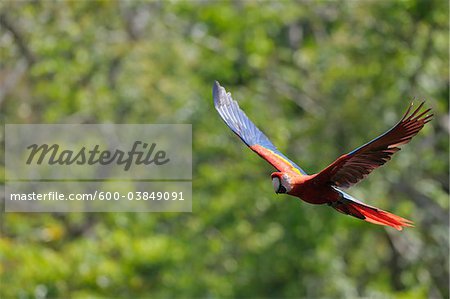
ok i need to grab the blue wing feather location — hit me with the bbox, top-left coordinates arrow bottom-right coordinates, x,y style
213,81 -> 307,175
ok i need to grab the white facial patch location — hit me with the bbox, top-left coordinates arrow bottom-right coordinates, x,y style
281,174 -> 293,192
272,177 -> 280,192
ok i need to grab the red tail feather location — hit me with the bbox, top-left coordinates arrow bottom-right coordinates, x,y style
331,192 -> 414,230
345,201 -> 414,231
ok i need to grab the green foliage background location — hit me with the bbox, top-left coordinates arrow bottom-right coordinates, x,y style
1,1 -> 448,298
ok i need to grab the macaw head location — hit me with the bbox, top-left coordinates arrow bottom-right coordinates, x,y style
271,172 -> 293,194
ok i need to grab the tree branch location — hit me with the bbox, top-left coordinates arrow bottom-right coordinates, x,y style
0,13 -> 36,66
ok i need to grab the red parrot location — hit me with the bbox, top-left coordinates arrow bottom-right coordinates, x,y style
213,81 -> 433,230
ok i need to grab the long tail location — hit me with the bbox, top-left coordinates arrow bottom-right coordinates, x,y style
330,190 -> 414,231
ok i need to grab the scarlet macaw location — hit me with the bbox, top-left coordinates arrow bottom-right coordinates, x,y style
213,81 -> 432,230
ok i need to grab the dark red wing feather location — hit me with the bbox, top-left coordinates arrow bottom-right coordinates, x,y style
313,102 -> 432,188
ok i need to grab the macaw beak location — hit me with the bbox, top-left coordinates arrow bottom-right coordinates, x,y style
277,185 -> 287,194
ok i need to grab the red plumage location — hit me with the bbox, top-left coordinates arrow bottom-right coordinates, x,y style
313,102 -> 433,188
213,81 -> 432,231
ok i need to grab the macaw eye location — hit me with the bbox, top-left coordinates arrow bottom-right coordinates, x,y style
272,177 -> 280,193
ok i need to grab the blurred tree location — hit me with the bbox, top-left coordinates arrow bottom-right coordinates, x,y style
0,1 -> 448,298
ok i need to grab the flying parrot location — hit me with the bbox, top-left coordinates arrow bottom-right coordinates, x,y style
213,81 -> 433,230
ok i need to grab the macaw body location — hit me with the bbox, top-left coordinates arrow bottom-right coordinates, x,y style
213,81 -> 432,230
280,173 -> 339,205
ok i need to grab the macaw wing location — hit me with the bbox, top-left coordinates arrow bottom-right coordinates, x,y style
213,81 -> 306,175
313,102 -> 432,188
